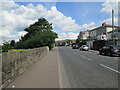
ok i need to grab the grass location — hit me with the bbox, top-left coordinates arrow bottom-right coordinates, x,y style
8,49 -> 26,53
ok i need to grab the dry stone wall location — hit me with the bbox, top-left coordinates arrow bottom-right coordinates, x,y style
0,46 -> 49,88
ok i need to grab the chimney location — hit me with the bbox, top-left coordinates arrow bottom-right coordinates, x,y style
102,22 -> 107,26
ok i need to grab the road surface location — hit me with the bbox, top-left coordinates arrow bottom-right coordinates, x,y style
7,47 -> 119,88
58,47 -> 119,88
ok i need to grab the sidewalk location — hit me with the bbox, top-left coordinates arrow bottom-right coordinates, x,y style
6,48 -> 59,88
89,49 -> 99,54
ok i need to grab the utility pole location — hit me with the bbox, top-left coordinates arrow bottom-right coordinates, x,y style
112,9 -> 115,45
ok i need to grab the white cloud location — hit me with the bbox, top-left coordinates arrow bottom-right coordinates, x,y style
80,22 -> 95,30
0,1 -> 95,44
0,1 -> 19,11
100,17 -> 118,25
100,0 -> 119,26
56,32 -> 79,40
100,0 -> 118,14
45,6 -> 81,31
18,31 -> 27,37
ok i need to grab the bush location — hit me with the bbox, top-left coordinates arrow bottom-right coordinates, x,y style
2,41 -> 11,52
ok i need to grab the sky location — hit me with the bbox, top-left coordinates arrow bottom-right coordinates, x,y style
0,0 -> 119,45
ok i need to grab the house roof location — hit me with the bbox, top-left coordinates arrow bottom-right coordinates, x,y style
89,23 -> 120,32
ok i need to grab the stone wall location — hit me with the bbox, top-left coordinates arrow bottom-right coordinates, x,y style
0,46 -> 49,88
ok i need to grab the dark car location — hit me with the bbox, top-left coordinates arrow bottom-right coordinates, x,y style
99,45 -> 120,56
72,44 -> 79,49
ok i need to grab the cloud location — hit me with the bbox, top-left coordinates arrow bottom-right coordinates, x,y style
80,22 -> 95,30
0,1 -> 19,11
0,1 -> 95,44
56,32 -> 79,40
100,17 -> 118,25
100,0 -> 119,26
18,31 -> 27,37
100,0 -> 118,14
46,6 -> 81,31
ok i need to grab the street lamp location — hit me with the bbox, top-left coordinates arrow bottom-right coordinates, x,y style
112,9 -> 115,45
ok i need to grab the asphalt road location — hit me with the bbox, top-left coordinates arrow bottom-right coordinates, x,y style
58,47 -> 119,88
6,47 -> 119,88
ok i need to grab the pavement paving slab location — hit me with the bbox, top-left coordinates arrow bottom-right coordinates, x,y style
6,47 -> 59,88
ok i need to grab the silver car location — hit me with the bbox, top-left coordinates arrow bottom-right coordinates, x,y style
79,45 -> 89,51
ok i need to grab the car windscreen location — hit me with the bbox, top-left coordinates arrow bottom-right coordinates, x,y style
113,46 -> 120,49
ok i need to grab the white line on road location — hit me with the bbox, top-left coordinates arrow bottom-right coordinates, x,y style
100,64 -> 120,74
80,55 -> 92,61
99,56 -> 111,59
57,47 -> 63,88
71,51 -> 92,61
72,52 -> 78,55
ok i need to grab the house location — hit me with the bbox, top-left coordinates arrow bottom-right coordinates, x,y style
89,29 -> 96,40
78,30 -> 89,39
89,23 -> 120,40
108,29 -> 120,46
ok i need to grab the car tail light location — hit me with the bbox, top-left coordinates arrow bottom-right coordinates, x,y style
111,49 -> 118,51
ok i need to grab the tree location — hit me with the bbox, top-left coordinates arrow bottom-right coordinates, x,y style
2,40 -> 11,52
16,18 -> 58,49
10,40 -> 15,48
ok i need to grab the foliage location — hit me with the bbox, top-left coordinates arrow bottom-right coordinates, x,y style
10,40 -> 15,48
8,49 -> 26,53
66,40 -> 72,44
2,40 -> 11,52
76,38 -> 95,43
16,18 -> 58,49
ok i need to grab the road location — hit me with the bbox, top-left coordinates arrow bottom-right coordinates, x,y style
7,47 -> 119,88
58,47 -> 119,88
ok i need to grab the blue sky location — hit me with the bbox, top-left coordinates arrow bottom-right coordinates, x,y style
17,2 -> 109,26
0,1 -> 118,44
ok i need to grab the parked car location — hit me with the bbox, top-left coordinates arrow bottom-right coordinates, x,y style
72,44 -> 79,49
79,45 -> 89,51
99,45 -> 120,56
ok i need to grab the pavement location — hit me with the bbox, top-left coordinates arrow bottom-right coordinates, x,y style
6,47 -> 119,88
89,49 -> 99,54
7,48 -> 59,88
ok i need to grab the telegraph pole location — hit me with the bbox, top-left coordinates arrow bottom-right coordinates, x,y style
112,9 -> 115,45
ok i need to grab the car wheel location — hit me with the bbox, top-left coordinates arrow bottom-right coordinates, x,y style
110,53 -> 113,56
99,52 -> 102,55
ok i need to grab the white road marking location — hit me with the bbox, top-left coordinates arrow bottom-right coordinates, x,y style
100,64 -> 120,74
103,56 -> 111,58
73,52 -> 78,55
99,55 -> 119,60
70,51 -> 92,61
57,47 -> 63,88
114,57 -> 118,60
80,55 -> 92,61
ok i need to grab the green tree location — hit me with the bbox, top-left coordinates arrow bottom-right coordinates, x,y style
2,40 -> 11,52
10,40 -> 15,48
16,18 -> 58,49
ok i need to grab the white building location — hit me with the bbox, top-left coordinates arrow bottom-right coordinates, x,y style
89,23 -> 120,40
78,30 -> 89,39
108,29 -> 120,46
